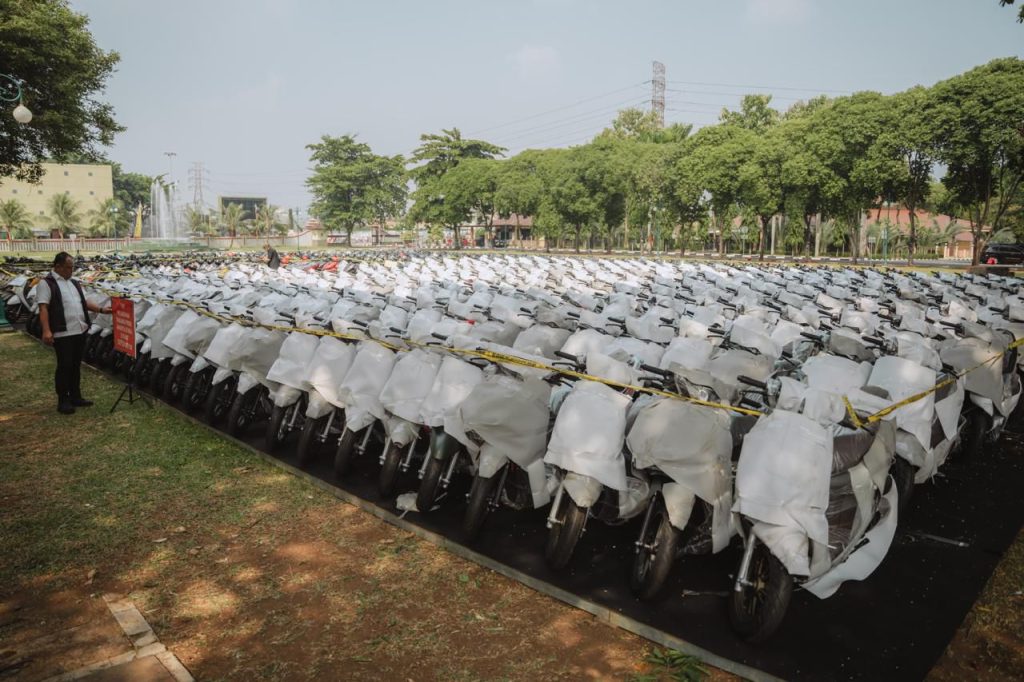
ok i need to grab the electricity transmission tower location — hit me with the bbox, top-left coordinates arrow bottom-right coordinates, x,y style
187,162 -> 210,211
651,61 -> 666,128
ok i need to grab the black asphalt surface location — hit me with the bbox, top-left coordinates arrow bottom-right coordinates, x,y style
85,349 -> 1023,681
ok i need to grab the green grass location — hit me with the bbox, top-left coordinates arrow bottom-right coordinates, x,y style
0,332 -> 317,587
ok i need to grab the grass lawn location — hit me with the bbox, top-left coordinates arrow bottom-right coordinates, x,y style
0,330 -> 1020,680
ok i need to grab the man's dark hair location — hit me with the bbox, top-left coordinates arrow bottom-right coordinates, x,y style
53,252 -> 73,267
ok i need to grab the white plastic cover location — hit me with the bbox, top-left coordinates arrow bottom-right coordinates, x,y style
378,348 -> 441,423
305,337 -> 356,408
544,381 -> 631,491
459,374 -> 552,469
733,410 -> 832,577
266,332 -> 321,390
420,355 -> 485,428
627,398 -> 734,551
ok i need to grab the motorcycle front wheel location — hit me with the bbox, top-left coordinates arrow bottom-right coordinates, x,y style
416,454 -> 448,513
296,414 -> 329,465
728,540 -> 792,643
226,387 -> 261,437
334,427 -> 360,478
630,496 -> 682,600
203,375 -> 237,425
961,410 -> 988,460
378,441 -> 404,498
544,493 -> 587,571
890,456 -> 916,516
463,470 -> 502,542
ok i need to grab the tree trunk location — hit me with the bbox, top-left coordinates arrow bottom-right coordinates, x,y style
574,226 -> 581,254
454,225 -> 462,250
346,226 -> 353,247
907,205 -> 917,266
758,215 -> 769,262
802,214 -> 814,257
514,214 -> 521,250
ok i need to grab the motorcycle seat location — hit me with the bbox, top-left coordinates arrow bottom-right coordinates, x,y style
831,428 -> 874,474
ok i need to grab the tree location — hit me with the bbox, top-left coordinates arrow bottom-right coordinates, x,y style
1000,0 -> 1024,22
43,193 -> 82,237
0,0 -> 123,182
252,204 -> 285,237
738,128 -> 787,260
219,202 -> 246,243
719,94 -> 780,133
408,128 -> 504,249
111,163 -> 152,213
929,57 -> 1024,264
495,151 -> 545,248
0,198 -> 33,238
86,196 -> 122,237
306,135 -> 403,246
865,87 -> 937,264
365,154 -> 407,245
439,158 -> 501,247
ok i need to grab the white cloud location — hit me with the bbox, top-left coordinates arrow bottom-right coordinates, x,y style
507,44 -> 562,81
745,0 -> 812,24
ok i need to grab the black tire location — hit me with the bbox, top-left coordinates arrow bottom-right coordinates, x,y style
961,410 -> 988,460
463,470 -> 502,542
544,493 -> 588,570
83,333 -> 101,362
27,314 -> 42,338
226,387 -> 260,437
98,337 -> 117,368
890,456 -> 916,516
416,455 -> 448,513
265,403 -> 298,453
630,497 -> 682,600
203,375 -> 237,425
162,363 -> 189,402
183,368 -> 213,413
378,441 -> 403,498
150,359 -> 170,393
728,540 -> 793,643
296,414 -> 328,465
111,351 -> 128,376
132,352 -> 152,387
334,427 -> 360,478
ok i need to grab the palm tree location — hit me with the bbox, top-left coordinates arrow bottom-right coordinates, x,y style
185,205 -> 213,236
87,197 -> 124,237
44,193 -> 83,238
219,202 -> 246,247
255,204 -> 285,237
0,199 -> 34,239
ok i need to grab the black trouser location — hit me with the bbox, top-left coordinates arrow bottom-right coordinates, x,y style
53,333 -> 86,403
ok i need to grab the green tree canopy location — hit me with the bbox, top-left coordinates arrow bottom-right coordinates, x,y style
0,0 -> 122,182
0,198 -> 33,238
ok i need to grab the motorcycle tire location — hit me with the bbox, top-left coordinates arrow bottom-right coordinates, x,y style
132,352 -> 152,387
728,541 -> 792,643
150,359 -> 171,393
183,369 -> 213,413
83,333 -> 100,363
27,314 -> 42,339
226,387 -> 260,437
544,493 -> 587,571
961,410 -> 988,460
378,441 -> 403,498
890,456 -> 916,516
334,427 -> 360,478
203,375 -> 237,425
416,454 -> 447,513
266,403 -> 298,453
111,351 -> 128,376
163,363 -> 189,403
630,497 -> 682,600
296,414 -> 328,466
97,337 -> 116,368
463,470 -> 501,542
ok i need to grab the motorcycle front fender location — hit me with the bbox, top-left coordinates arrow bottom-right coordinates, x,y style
140,338 -> 153,355
189,356 -> 210,373
661,482 -> 697,532
429,428 -> 463,463
305,389 -> 334,419
477,444 -> 508,479
211,367 -> 234,386
236,371 -> 260,396
563,471 -> 603,508
274,385 -> 303,408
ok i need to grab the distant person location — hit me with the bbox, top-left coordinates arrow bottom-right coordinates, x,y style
264,243 -> 281,270
35,252 -> 111,414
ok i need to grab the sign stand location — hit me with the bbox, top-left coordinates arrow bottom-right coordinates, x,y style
109,297 -> 151,413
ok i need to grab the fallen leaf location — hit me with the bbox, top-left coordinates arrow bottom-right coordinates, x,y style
173,526 -> 186,533
153,538 -> 167,543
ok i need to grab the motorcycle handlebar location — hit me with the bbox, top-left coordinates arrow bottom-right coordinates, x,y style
554,350 -> 581,364
640,363 -> 672,378
737,375 -> 767,390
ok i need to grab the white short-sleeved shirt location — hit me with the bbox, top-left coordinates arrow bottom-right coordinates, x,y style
34,271 -> 89,338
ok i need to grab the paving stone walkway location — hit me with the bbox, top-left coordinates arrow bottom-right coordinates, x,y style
0,591 -> 192,682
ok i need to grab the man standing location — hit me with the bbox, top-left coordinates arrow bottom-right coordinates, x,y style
264,243 -> 281,270
35,252 -> 111,414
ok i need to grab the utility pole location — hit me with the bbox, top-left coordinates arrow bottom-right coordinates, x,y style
163,151 -> 177,180
651,61 -> 666,128
188,161 -> 209,212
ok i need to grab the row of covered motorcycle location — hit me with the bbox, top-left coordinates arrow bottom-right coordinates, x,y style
4,252 -> 1023,643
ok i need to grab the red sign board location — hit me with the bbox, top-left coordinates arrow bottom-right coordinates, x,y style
111,297 -> 136,358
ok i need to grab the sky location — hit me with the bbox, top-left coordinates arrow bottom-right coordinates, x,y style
70,0 -> 1024,217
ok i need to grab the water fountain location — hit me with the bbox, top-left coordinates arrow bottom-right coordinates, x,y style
146,177 -> 183,240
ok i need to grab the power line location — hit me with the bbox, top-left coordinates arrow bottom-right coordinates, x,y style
465,81 -> 650,137
488,96 -> 650,145
665,87 -> 808,102
665,79 -> 850,94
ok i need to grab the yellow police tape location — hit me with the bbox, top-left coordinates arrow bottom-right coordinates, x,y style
88,281 -> 1024,426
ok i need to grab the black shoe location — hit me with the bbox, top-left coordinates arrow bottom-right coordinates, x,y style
71,398 -> 94,407
57,402 -> 76,415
